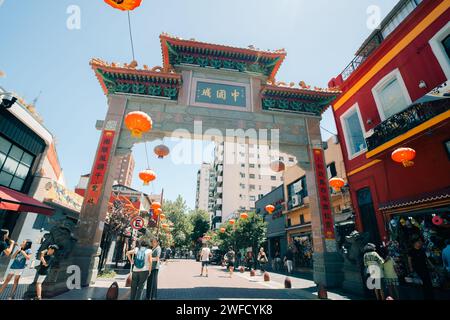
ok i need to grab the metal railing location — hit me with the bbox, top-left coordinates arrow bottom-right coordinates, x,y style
366,99 -> 450,151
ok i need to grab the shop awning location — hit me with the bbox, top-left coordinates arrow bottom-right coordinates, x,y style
379,187 -> 450,212
0,186 -> 54,216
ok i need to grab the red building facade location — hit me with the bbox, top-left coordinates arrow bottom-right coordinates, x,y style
328,0 -> 450,251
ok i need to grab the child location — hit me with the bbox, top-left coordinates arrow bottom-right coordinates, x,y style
0,239 -> 33,299
35,244 -> 59,300
383,254 -> 400,300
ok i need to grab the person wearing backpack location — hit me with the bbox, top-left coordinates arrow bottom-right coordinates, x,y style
126,240 -> 152,300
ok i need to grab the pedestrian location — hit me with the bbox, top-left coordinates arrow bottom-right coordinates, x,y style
199,243 -> 211,277
126,240 -> 152,300
257,247 -> 268,274
35,244 -> 58,300
236,251 -> 242,268
0,229 -> 15,257
408,239 -> 435,300
273,250 -> 282,271
383,253 -> 400,300
225,247 -> 236,278
146,238 -> 161,300
284,246 -> 294,274
0,239 -> 32,300
165,247 -> 172,265
363,243 -> 385,301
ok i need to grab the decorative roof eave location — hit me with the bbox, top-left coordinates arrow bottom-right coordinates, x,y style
90,58 -> 182,96
160,33 -> 286,80
261,84 -> 341,101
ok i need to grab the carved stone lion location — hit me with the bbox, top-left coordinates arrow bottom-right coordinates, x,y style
342,231 -> 370,265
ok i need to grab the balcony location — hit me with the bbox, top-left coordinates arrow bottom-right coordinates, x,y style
217,187 -> 223,194
366,99 -> 450,153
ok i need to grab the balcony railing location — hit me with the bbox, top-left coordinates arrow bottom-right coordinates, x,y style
366,99 -> 450,151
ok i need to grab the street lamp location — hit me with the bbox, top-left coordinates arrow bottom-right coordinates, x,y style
0,92 -> 17,109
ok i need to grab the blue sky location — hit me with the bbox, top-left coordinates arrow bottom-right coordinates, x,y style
0,0 -> 398,209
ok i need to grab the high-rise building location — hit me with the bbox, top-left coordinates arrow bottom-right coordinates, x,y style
195,163 -> 215,215
113,153 -> 135,187
211,141 -> 296,228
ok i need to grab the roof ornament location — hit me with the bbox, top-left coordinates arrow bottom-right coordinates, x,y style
299,81 -> 311,89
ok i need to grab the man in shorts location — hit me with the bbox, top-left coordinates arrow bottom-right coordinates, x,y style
199,243 -> 211,277
35,244 -> 58,300
225,247 -> 236,278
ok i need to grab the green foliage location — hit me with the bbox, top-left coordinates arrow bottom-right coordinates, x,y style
189,209 -> 211,250
162,195 -> 192,249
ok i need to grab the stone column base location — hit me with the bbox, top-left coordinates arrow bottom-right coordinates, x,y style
312,252 -> 344,288
71,245 -> 101,287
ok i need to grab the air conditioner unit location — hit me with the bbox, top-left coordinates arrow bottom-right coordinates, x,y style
292,195 -> 300,207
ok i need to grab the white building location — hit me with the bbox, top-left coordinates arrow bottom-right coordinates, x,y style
195,163 -> 215,216
211,141 -> 296,228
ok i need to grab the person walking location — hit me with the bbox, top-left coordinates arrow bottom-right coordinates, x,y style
126,240 -> 152,300
146,238 -> 161,300
0,239 -> 33,299
284,246 -> 294,274
199,243 -> 211,277
225,247 -> 236,278
257,247 -> 268,275
408,239 -> 435,300
164,247 -> 172,265
363,243 -> 385,301
0,229 -> 15,257
35,244 -> 58,300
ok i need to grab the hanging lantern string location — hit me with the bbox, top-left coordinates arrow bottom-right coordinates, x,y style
144,141 -> 150,169
127,11 -> 136,61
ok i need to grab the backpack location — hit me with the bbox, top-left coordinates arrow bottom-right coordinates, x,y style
134,248 -> 147,269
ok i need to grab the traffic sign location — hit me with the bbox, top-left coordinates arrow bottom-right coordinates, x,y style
130,216 -> 145,230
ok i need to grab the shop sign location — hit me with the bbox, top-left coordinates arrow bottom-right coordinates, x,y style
44,181 -> 83,212
85,130 -> 115,206
312,148 -> 336,240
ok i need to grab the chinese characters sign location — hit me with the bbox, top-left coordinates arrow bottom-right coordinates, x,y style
313,148 -> 336,240
195,81 -> 246,107
85,130 -> 115,206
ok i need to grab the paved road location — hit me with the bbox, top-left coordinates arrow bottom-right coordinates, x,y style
52,259 -> 353,300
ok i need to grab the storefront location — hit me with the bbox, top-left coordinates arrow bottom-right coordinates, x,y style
382,188 -> 450,297
286,226 -> 313,269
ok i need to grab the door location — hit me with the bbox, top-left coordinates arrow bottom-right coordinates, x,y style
356,188 -> 381,245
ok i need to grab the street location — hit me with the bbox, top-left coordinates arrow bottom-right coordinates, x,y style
51,259 -> 355,300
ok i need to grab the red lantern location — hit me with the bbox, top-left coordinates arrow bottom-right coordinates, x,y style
432,215 -> 443,226
229,219 -> 235,225
391,147 -> 416,167
265,205 -> 275,214
104,0 -> 142,11
329,177 -> 345,192
139,169 -> 156,185
270,160 -> 285,172
220,227 -> 226,233
155,208 -> 163,216
124,111 -> 152,138
151,201 -> 161,211
240,212 -> 248,220
203,235 -> 211,241
161,223 -> 169,229
154,144 -> 170,159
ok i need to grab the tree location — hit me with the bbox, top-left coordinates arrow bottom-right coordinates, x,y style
189,209 -> 210,251
162,195 -> 192,249
234,212 -> 267,254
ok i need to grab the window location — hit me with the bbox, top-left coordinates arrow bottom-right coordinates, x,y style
240,183 -> 246,189
287,176 -> 308,210
341,104 -> 367,158
249,164 -> 255,168
289,157 -> 294,162
327,162 -> 337,178
270,176 -> 276,181
249,174 -> 255,179
249,185 -> 255,191
0,136 -> 34,192
240,172 -> 245,178
430,22 -> 450,79
372,69 -> 411,120
249,196 -> 256,201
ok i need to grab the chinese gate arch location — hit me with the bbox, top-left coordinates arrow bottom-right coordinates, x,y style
73,34 -> 343,289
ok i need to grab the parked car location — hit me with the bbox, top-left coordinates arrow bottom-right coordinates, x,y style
210,247 -> 225,265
